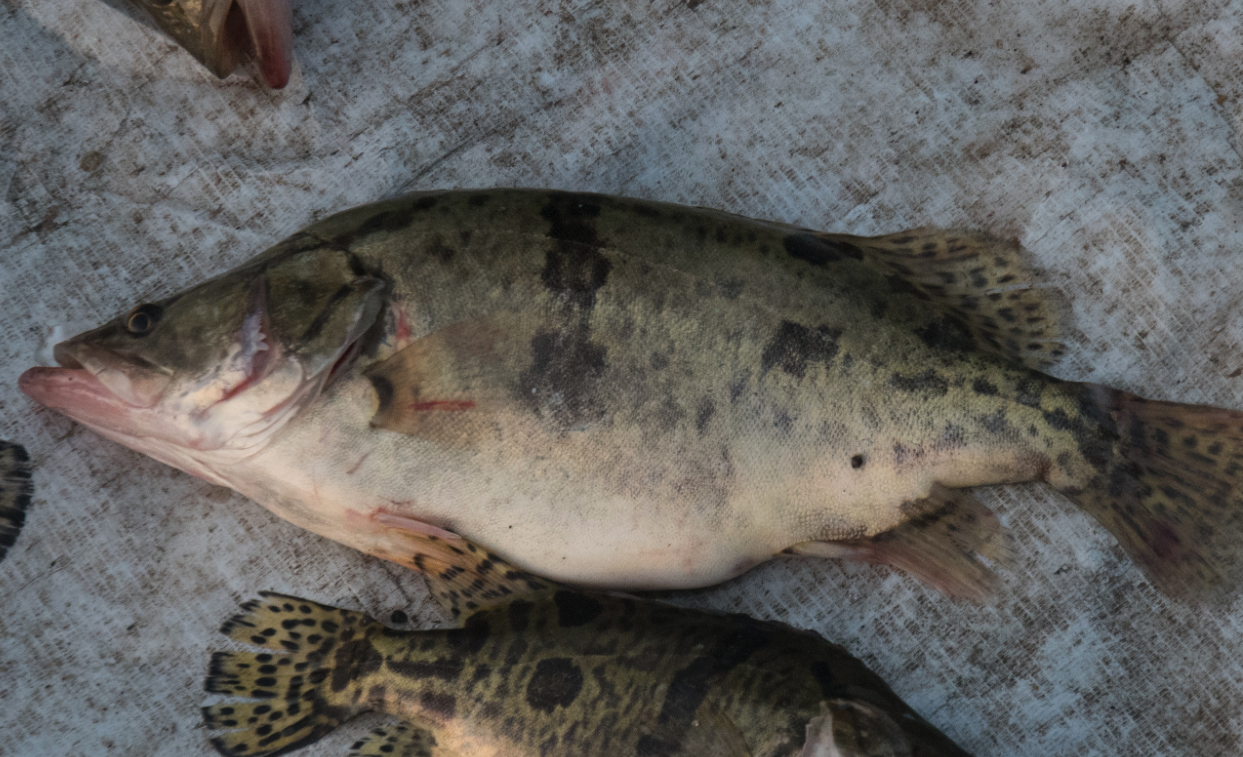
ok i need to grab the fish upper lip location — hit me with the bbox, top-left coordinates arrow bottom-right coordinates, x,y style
52,342 -> 84,370
220,0 -> 294,89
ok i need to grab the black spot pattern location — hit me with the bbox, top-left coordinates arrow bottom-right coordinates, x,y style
525,657 -> 584,712
760,320 -> 841,379
915,316 -> 976,353
889,369 -> 950,396
554,591 -> 603,627
783,233 -> 863,265
521,193 -> 614,429
331,639 -> 383,693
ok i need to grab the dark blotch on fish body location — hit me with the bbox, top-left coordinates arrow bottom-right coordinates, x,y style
916,316 -> 977,353
331,639 -> 383,693
783,234 -> 863,265
388,657 -> 465,683
525,657 -> 584,712
553,591 -> 603,627
761,321 -> 841,379
539,193 -> 610,309
890,369 -> 950,396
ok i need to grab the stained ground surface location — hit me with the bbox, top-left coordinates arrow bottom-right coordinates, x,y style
2,0 -> 1243,755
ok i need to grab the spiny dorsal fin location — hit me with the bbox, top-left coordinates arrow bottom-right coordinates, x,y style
0,441 -> 33,563
820,228 -> 1069,369
349,722 -> 449,757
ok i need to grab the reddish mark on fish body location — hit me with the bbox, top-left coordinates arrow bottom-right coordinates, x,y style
346,452 -> 371,475
409,400 -> 476,412
391,303 -> 413,348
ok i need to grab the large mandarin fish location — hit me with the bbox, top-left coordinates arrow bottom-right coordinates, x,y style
203,531 -> 974,757
113,0 -> 294,88
19,189 -> 1243,600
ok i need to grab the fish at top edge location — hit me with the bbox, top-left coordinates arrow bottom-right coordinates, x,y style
19,188 -> 1243,602
202,530 -> 975,757
120,0 -> 293,88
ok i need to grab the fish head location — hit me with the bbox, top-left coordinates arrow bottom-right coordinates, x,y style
20,245 -> 387,478
125,0 -> 294,88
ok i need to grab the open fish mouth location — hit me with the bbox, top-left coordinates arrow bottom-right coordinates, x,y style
18,363 -> 149,445
215,0 -> 294,89
18,348 -> 151,438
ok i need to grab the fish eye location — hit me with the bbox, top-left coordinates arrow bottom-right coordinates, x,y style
125,304 -> 164,336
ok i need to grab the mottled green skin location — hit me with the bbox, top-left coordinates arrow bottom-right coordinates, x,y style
236,189 -> 1097,587
367,589 -> 966,755
208,586 -> 972,757
35,189 -> 1146,592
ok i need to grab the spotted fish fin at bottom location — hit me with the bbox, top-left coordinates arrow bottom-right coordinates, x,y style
815,228 -> 1069,370
203,592 -> 382,757
801,700 -> 913,757
349,722 -> 449,757
368,515 -> 558,621
788,485 -> 1012,602
0,441 -> 33,563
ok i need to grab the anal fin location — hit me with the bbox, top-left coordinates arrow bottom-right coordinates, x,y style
789,485 -> 1012,602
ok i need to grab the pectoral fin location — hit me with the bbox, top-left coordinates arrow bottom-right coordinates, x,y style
801,700 -> 912,757
365,315 -> 536,448
645,699 -> 754,757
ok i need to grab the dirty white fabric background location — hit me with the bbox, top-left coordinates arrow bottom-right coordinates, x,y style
2,0 -> 1243,754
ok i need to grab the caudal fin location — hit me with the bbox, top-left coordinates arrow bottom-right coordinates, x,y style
0,441 -> 33,563
204,592 -> 381,757
1061,385 -> 1243,600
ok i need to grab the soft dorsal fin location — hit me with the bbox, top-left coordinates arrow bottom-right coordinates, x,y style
818,228 -> 1069,369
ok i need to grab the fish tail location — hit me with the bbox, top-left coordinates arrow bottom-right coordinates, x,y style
0,441 -> 33,563
204,592 -> 382,757
1055,384 -> 1243,600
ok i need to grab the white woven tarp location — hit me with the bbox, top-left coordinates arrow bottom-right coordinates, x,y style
2,0 -> 1242,754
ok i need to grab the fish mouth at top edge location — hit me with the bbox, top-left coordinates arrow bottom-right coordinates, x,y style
216,0 -> 294,89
